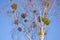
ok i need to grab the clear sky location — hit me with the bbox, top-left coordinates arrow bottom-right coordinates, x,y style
0,0 -> 60,40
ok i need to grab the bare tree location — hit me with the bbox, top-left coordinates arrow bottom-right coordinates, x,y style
1,0 -> 60,40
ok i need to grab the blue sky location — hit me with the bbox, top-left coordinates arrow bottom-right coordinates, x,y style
0,0 -> 60,40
